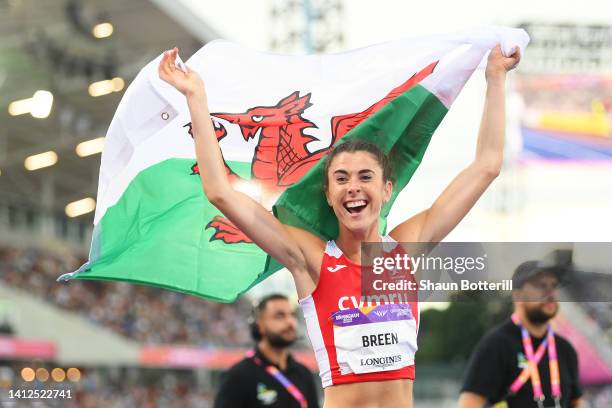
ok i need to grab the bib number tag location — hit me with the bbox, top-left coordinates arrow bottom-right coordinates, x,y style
331,303 -> 417,375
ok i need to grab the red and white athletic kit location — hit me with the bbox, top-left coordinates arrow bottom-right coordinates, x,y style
299,236 -> 419,388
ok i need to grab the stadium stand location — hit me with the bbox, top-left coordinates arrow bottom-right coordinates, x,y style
0,245 -> 253,347
1,362 -> 215,407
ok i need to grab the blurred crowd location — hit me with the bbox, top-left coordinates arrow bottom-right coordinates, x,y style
566,271 -> 612,344
0,363 -> 215,408
0,246 -> 252,347
1,361 -> 612,408
586,385 -> 612,408
584,301 -> 612,340
518,74 -> 612,115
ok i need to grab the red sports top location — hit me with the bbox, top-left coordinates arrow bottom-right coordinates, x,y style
299,237 -> 419,388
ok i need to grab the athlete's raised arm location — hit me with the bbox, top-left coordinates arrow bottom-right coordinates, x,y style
158,48 -> 319,295
390,45 -> 521,243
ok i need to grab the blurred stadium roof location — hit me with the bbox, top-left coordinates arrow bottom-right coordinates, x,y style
0,0 -> 219,228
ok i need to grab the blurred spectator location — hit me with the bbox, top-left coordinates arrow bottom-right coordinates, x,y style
214,294 -> 319,408
459,261 -> 583,408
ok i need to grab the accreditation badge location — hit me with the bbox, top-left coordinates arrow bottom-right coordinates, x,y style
331,303 -> 418,375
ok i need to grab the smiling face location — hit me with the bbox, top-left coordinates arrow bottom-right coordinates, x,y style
325,151 -> 392,236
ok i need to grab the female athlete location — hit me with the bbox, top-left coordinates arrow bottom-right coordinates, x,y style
159,45 -> 520,408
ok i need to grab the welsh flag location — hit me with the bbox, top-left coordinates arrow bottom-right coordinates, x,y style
59,27 -> 529,302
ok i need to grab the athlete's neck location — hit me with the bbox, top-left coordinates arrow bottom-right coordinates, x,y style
515,309 -> 549,338
336,225 -> 381,264
258,340 -> 289,371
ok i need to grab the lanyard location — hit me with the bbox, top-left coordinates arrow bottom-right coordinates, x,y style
510,313 -> 562,408
247,350 -> 308,408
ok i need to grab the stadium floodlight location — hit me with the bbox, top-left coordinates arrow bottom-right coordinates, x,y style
66,368 -> 81,382
8,90 -> 54,118
8,98 -> 32,116
88,77 -> 124,97
51,368 -> 66,382
76,137 -> 105,157
30,90 -> 54,119
92,22 -> 113,38
65,197 -> 96,218
21,368 -> 35,382
88,79 -> 113,97
111,77 -> 125,92
35,368 -> 49,382
24,151 -> 58,171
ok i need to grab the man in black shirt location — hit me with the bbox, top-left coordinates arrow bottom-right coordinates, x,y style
214,294 -> 320,408
459,261 -> 583,408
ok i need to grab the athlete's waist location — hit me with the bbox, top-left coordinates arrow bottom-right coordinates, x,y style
323,378 -> 413,408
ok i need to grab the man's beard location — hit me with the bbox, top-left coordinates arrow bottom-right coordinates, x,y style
525,304 -> 558,325
266,332 -> 297,349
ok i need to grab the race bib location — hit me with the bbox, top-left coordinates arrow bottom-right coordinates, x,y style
331,303 -> 418,375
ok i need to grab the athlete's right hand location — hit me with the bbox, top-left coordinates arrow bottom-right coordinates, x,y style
158,47 -> 205,98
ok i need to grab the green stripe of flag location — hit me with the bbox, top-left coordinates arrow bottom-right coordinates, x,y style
72,159 -> 268,303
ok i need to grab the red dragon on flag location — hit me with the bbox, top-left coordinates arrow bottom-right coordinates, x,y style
185,61 -> 438,244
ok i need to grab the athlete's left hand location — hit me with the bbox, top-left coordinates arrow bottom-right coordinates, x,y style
159,47 -> 206,98
485,44 -> 521,81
